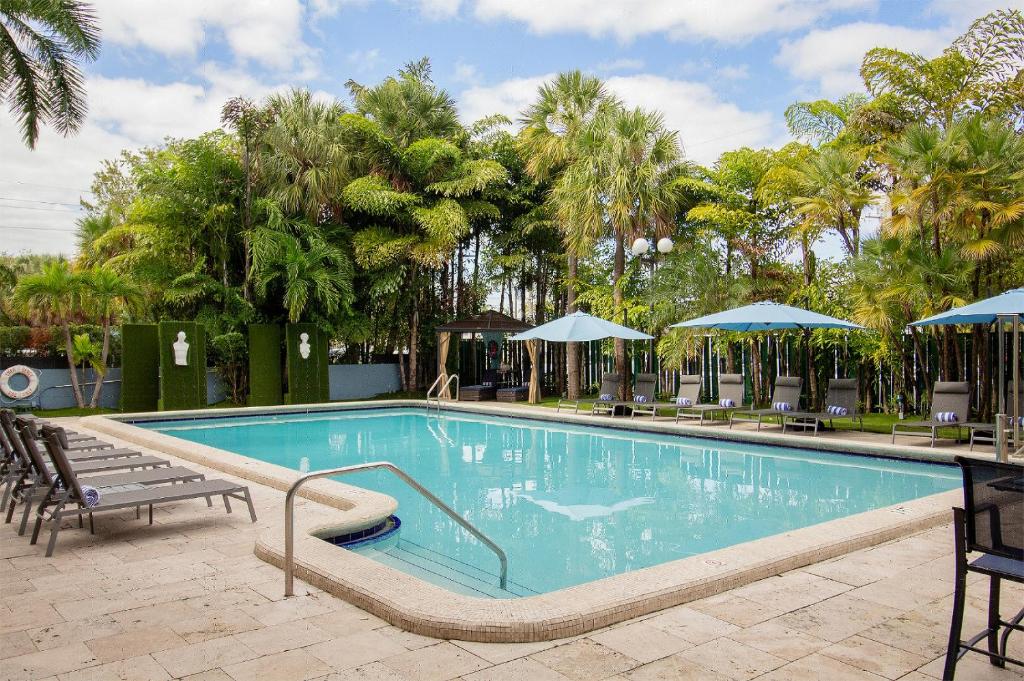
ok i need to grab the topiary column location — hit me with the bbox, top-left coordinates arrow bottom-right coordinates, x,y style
120,323 -> 159,412
248,323 -> 282,406
285,323 -> 327,404
158,321 -> 207,411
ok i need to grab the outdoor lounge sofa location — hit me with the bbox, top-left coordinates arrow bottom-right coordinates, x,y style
32,432 -> 256,556
781,378 -> 864,435
892,381 -> 971,447
557,374 -> 621,414
460,369 -> 499,401
497,385 -> 529,402
730,376 -> 803,430
594,373 -> 657,417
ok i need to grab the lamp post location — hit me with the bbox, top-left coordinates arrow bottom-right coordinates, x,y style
631,236 -> 674,372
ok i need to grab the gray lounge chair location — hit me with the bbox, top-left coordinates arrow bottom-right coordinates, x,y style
12,428 -> 205,536
19,419 -> 112,451
594,373 -> 656,416
676,373 -> 747,425
892,381 -> 970,447
782,378 -> 864,435
730,376 -> 804,430
557,374 -> 622,414
631,374 -> 702,420
32,432 -> 256,556
10,416 -> 140,462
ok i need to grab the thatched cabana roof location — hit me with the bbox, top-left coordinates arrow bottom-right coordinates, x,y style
436,310 -> 533,333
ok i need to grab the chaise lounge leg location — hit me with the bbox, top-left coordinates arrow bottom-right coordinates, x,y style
148,505 -> 153,525
44,516 -> 62,557
943,508 -> 968,681
222,494 -> 232,513
987,576 -> 1004,667
244,489 -> 257,522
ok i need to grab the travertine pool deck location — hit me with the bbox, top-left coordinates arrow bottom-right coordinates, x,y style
1,411 -> 1021,680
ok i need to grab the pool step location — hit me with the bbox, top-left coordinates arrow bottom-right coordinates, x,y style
354,540 -> 533,598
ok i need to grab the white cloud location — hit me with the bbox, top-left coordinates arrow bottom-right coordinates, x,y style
716,64 -> 749,81
418,0 -> 462,19
928,0 -> 1024,23
347,48 -> 382,72
776,22 -> 952,96
595,58 -> 645,73
452,60 -> 481,85
470,0 -> 875,43
0,67 -> 295,255
92,0 -> 314,72
458,73 -> 779,165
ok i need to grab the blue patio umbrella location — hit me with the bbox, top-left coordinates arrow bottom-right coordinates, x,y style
510,311 -> 653,342
510,312 -> 652,404
912,288 -> 1024,458
671,301 -> 863,331
912,288 -> 1024,326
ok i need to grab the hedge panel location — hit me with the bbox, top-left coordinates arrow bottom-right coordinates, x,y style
158,321 -> 206,411
120,323 -> 159,412
319,330 -> 330,402
285,323 -> 325,404
248,324 -> 282,406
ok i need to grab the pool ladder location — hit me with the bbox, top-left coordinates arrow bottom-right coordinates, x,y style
426,374 -> 459,413
283,461 -> 508,596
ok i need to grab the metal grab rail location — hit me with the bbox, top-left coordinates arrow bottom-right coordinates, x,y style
284,461 -> 508,596
426,374 -> 459,413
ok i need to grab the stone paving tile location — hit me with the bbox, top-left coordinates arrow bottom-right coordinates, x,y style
450,638 -> 557,664
774,592 -> 904,643
56,654 -> 171,681
306,629 -> 409,671
622,654 -> 734,681
530,639 -> 640,681
0,642 -> 100,681
461,656 -> 574,681
727,620 -> 830,661
316,661 -> 418,680
84,624 -> 187,663
232,619 -> 333,656
300,606 -> 387,637
645,606 -> 742,645
151,634 -> 260,678
819,635 -> 932,680
179,670 -> 234,681
675,639 -> 787,680
757,653 -> 889,681
0,630 -> 37,660
167,606 -> 265,644
588,621 -> 693,663
223,648 -> 332,681
381,641 -> 489,681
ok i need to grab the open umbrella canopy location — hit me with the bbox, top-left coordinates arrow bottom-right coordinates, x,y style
510,311 -> 653,342
671,301 -> 863,332
912,288 -> 1024,326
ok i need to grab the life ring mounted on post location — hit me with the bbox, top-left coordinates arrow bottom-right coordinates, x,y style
0,365 -> 39,400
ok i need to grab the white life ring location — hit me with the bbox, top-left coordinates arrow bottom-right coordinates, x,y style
0,365 -> 39,400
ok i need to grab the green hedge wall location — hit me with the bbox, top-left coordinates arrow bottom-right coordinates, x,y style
285,323 -> 326,404
319,330 -> 330,402
158,321 -> 206,411
120,324 -> 159,412
248,324 -> 282,406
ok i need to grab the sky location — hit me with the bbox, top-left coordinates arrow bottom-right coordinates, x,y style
1,0 -> 1018,257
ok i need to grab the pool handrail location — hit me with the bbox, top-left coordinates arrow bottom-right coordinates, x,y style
284,460 -> 508,596
426,374 -> 460,413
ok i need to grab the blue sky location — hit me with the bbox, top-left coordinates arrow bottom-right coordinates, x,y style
1,0 -> 1015,255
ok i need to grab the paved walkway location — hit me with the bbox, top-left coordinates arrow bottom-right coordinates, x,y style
0,421 -> 1021,681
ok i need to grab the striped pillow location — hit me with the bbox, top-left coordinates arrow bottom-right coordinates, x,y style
719,398 -> 735,408
935,411 -> 958,423
599,393 -> 614,401
772,401 -> 793,412
826,405 -> 848,416
675,397 -> 693,406
634,395 -> 648,403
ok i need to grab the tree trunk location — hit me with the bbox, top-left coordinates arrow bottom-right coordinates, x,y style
612,233 -> 629,400
803,329 -> 818,411
89,317 -> 111,408
62,322 -> 85,408
566,253 -> 580,399
408,306 -> 419,391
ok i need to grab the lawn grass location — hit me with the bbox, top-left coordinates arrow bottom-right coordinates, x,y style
27,406 -> 119,418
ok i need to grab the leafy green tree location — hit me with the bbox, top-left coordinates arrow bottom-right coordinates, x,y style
0,0 -> 100,147
80,265 -> 141,406
12,260 -> 86,406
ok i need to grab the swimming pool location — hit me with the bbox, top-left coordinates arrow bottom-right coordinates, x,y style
138,407 -> 959,597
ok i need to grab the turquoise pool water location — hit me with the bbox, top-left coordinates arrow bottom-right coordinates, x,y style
138,408 -> 959,597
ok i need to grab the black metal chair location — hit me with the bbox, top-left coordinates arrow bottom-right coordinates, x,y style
943,456 -> 1024,679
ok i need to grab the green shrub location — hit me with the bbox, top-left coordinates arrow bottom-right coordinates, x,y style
120,324 -> 159,412
285,323 -> 325,404
0,326 -> 31,356
248,324 -> 282,406
210,331 -> 248,405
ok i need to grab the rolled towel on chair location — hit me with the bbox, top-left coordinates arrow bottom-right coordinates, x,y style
676,397 -> 692,406
826,405 -> 848,416
634,395 -> 648,403
772,401 -> 793,411
719,398 -> 735,408
935,411 -> 959,423
599,393 -> 614,401
80,485 -> 101,508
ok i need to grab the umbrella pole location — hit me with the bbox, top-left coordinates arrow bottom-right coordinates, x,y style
1014,314 -> 1021,459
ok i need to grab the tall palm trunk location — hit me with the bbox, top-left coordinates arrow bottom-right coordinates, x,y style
612,232 -> 629,400
566,253 -> 580,399
61,322 -> 85,408
89,316 -> 111,407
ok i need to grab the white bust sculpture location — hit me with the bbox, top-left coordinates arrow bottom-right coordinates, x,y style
299,332 -> 311,360
172,331 -> 189,366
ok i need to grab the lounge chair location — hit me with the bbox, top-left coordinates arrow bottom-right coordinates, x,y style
969,382 -> 1022,451
730,376 -> 804,430
11,428 -> 205,536
891,381 -> 970,447
557,374 -> 621,414
782,378 -> 864,435
7,415 -> 140,462
594,373 -> 656,417
19,418 -> 112,452
675,373 -> 747,425
631,374 -> 701,420
32,432 -> 256,556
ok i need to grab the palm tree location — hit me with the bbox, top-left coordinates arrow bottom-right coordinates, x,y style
519,71 -> 617,399
0,0 -> 101,148
555,106 -> 683,397
12,260 -> 86,406
80,266 -> 141,406
789,146 -> 874,257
